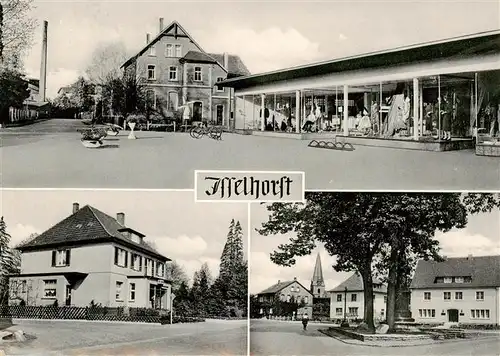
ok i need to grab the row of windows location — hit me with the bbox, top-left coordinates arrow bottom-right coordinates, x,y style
279,294 -> 309,304
434,276 -> 472,284
334,307 -> 385,317
418,309 -> 490,319
146,65 -> 225,89
114,247 -> 165,278
336,293 -> 387,304
148,43 -> 182,58
51,249 -> 70,267
423,291 -> 484,301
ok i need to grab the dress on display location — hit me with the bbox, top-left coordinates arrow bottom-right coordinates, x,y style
442,99 -> 452,132
383,94 -> 406,137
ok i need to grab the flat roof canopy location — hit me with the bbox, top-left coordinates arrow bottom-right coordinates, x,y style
219,30 -> 500,90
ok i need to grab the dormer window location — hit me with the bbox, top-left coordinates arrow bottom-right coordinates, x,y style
444,277 -> 452,284
131,234 -> 141,244
455,277 -> 464,283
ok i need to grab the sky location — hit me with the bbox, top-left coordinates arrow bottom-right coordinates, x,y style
22,0 -> 499,98
250,199 -> 500,294
0,190 -> 248,283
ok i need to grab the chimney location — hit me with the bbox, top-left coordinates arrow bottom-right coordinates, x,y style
277,280 -> 280,284
117,213 -> 125,226
39,21 -> 48,102
293,277 -> 297,281
72,202 -> 79,214
146,33 -> 151,44
223,52 -> 229,70
159,18 -> 164,33
467,254 -> 473,260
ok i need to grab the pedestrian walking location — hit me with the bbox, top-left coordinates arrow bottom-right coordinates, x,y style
302,313 -> 309,331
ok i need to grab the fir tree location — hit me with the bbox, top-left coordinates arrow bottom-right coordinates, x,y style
219,219 -> 235,280
0,217 -> 20,305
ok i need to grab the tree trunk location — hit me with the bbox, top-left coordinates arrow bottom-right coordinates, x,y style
386,246 -> 398,332
360,268 -> 375,332
0,2 -> 3,64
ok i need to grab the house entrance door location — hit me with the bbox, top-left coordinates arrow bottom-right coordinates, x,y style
447,309 -> 459,322
216,105 -> 224,125
193,102 -> 203,121
65,286 -> 72,306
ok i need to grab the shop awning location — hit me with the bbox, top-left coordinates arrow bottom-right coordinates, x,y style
218,30 -> 500,90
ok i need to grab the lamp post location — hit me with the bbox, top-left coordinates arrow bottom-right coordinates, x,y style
341,286 -> 349,327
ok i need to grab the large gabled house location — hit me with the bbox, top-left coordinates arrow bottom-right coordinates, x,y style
329,273 -> 387,322
256,277 -> 314,318
410,255 -> 500,325
9,203 -> 172,310
121,19 -> 250,127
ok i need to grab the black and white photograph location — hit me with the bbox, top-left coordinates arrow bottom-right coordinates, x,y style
0,190 -> 248,355
0,1 -> 499,190
249,193 -> 500,355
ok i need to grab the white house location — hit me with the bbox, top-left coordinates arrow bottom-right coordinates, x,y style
329,273 -> 387,321
410,255 -> 500,325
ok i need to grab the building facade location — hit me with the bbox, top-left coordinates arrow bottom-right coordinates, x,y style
219,30 -> 500,150
9,203 -> 172,310
121,19 -> 250,127
410,255 -> 500,325
256,278 -> 314,318
329,273 -> 387,322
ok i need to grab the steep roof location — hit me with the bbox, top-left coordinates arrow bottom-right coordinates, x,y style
410,255 -> 500,289
208,53 -> 251,77
122,20 -> 206,69
329,273 -> 387,293
17,205 -> 169,261
258,279 -> 312,296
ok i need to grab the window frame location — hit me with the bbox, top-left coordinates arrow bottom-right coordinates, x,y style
337,294 -> 342,302
194,66 -> 203,82
43,279 -> 57,299
165,44 -> 173,57
175,44 -> 182,57
129,283 -> 136,302
443,291 -> 451,300
147,65 -> 156,80
168,66 -> 178,81
424,292 -> 431,300
455,291 -> 463,300
216,77 -> 224,92
149,45 -> 156,56
115,281 -> 124,301
114,247 -> 128,268
52,249 -> 71,267
476,291 -> 485,301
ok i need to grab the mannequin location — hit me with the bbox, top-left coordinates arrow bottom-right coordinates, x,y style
441,95 -> 452,141
403,95 -> 411,125
314,103 -> 323,131
358,109 -> 372,135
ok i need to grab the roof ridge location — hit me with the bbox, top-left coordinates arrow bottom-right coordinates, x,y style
87,205 -> 117,238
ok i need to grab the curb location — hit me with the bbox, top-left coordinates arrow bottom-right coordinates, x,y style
11,318 -> 163,326
318,329 -> 500,348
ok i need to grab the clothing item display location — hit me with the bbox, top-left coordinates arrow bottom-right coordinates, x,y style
383,94 -> 407,137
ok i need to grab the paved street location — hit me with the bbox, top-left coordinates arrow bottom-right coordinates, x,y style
250,319 -> 500,356
1,119 -> 498,190
1,319 -> 247,355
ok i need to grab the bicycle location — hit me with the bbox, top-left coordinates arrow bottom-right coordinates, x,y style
190,125 -> 223,140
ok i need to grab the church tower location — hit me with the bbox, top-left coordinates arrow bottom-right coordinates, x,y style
310,253 -> 326,298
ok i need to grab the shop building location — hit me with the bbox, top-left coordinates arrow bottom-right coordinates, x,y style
218,30 -> 500,151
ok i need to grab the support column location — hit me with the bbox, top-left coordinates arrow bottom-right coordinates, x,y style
343,85 -> 349,136
419,83 -> 424,134
363,92 -> 368,111
227,88 -> 232,130
242,95 -> 246,130
260,94 -> 265,131
413,78 -> 419,140
295,90 -> 300,133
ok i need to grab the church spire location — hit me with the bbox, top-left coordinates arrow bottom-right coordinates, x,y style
312,253 -> 325,286
311,253 -> 327,298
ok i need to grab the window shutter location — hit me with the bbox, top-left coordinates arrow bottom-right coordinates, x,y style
139,256 -> 142,271
114,247 -> 119,265
66,250 -> 71,266
125,251 -> 128,268
51,251 -> 56,267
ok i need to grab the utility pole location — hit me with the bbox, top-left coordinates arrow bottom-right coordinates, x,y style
341,286 -> 349,327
